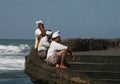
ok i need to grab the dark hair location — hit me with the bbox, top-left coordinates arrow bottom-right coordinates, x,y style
52,36 -> 60,41
52,38 -> 56,40
46,30 -> 52,31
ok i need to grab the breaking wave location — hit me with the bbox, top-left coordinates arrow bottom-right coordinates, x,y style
0,44 -> 31,71
0,44 -> 30,55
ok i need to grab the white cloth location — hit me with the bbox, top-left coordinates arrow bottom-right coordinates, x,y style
34,28 -> 42,49
36,20 -> 43,27
46,31 -> 52,35
38,36 -> 50,51
52,31 -> 60,39
35,28 -> 41,37
36,20 -> 43,24
47,41 -> 68,59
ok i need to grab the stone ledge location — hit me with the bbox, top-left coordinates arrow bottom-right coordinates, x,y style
24,48 -> 89,84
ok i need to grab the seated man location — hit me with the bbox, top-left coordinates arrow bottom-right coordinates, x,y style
38,30 -> 53,59
46,31 -> 74,69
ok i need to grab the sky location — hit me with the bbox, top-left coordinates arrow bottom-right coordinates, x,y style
0,0 -> 120,39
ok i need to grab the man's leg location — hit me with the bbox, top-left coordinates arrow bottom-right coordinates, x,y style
57,50 -> 68,69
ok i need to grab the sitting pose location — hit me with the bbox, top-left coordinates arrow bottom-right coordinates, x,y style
46,31 -> 74,69
38,30 -> 53,59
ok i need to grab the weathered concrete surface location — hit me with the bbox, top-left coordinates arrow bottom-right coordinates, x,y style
24,48 -> 89,84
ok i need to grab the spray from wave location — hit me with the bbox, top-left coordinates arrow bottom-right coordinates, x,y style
0,44 -> 31,71
0,44 -> 30,55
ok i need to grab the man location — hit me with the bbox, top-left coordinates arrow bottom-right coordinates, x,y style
34,20 -> 46,49
46,31 -> 74,69
38,30 -> 53,59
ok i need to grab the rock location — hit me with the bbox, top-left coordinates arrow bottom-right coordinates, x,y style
24,47 -> 89,84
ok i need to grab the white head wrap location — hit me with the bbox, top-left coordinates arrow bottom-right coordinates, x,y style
52,30 -> 60,39
36,20 -> 43,26
46,31 -> 53,35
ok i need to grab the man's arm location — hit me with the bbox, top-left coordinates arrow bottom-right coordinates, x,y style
67,48 -> 75,60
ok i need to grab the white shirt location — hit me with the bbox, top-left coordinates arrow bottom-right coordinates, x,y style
47,41 -> 68,59
34,28 -> 41,49
35,28 -> 41,37
38,36 -> 50,51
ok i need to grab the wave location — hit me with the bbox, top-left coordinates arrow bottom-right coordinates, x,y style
0,44 -> 31,71
0,57 -> 24,71
0,44 -> 31,55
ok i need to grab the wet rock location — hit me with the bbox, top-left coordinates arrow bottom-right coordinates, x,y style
62,38 -> 120,51
24,48 -> 88,84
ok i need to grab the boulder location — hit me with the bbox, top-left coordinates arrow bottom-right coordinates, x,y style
24,48 -> 88,84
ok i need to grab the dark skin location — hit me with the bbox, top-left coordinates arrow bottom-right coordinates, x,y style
53,36 -> 61,43
53,36 -> 75,69
46,34 -> 52,42
54,36 -> 74,59
54,36 -> 73,58
37,23 -> 46,36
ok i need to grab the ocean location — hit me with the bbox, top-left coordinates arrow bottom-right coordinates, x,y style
0,39 -> 34,84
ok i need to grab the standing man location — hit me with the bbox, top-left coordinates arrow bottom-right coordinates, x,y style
46,31 -> 74,69
38,30 -> 53,59
34,20 -> 46,49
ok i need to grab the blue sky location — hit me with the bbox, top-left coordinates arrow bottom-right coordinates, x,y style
0,0 -> 120,39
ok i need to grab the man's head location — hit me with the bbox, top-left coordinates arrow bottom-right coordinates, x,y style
52,31 -> 61,42
36,20 -> 45,36
36,20 -> 44,29
46,30 -> 53,39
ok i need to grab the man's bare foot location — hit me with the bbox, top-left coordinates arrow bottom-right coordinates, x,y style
55,64 -> 60,68
60,65 -> 68,69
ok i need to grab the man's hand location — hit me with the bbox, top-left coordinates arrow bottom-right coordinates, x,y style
71,55 -> 75,60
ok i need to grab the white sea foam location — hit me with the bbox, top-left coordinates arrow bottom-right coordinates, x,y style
0,57 -> 25,71
0,44 -> 30,55
0,44 -> 31,71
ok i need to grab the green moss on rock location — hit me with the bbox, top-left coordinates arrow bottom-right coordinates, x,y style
62,38 -> 120,52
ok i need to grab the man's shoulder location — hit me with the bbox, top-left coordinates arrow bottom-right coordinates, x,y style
35,28 -> 41,35
41,36 -> 47,41
51,41 -> 60,45
51,41 -> 56,44
35,28 -> 40,31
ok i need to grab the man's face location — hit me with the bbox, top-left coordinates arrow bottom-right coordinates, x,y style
38,23 -> 44,29
56,36 -> 61,43
47,34 -> 52,39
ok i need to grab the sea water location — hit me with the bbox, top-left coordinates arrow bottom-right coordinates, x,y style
0,39 -> 34,84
